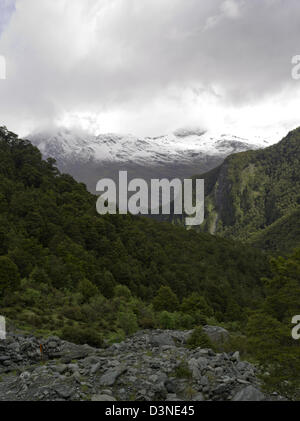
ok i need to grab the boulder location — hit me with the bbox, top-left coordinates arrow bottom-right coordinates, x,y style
149,333 -> 175,347
91,394 -> 116,401
202,325 -> 229,345
99,367 -> 127,386
232,385 -> 265,401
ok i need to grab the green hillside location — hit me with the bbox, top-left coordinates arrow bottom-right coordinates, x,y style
196,127 -> 300,252
0,126 -> 299,398
0,126 -> 269,336
249,207 -> 300,253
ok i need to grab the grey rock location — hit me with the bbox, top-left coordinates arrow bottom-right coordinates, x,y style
232,351 -> 240,362
193,392 -> 205,401
215,367 -> 223,376
90,362 -> 101,375
164,379 -> 176,393
53,385 -> 74,399
52,364 -> 68,374
99,367 -> 126,386
232,385 -> 265,401
91,394 -> 116,401
199,376 -> 209,386
202,325 -> 229,345
149,333 -> 175,347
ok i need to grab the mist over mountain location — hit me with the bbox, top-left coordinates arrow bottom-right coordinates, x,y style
28,127 -> 269,192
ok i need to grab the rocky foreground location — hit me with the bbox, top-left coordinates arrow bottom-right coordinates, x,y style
0,327 -> 284,401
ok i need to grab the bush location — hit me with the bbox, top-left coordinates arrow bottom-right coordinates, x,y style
174,361 -> 192,379
117,311 -> 138,335
78,278 -> 99,302
0,256 -> 20,295
157,311 -> 176,329
175,312 -> 195,329
186,326 -> 214,350
181,293 -> 213,317
61,325 -> 104,348
152,286 -> 179,312
114,284 -> 132,300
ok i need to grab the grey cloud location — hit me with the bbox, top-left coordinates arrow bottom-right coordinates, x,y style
0,0 -> 299,135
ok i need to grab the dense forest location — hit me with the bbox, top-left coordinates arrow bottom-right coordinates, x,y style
192,128 -> 300,254
0,126 -> 299,398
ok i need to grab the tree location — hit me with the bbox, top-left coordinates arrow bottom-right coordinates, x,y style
117,311 -> 138,335
78,278 -> 99,302
0,256 -> 20,295
114,284 -> 132,300
181,293 -> 213,317
152,286 -> 179,312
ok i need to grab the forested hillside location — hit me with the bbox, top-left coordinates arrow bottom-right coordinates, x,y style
196,128 -> 300,253
0,126 -> 269,334
0,126 -> 299,398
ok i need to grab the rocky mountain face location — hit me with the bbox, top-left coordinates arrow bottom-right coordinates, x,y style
189,127 -> 300,252
28,128 -> 267,193
0,328 -> 283,402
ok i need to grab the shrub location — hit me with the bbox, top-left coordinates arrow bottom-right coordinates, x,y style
157,311 -> 176,329
117,311 -> 138,335
174,361 -> 192,379
186,326 -> 214,350
0,256 -> 20,295
78,278 -> 99,302
114,284 -> 132,300
61,325 -> 104,348
152,286 -> 179,312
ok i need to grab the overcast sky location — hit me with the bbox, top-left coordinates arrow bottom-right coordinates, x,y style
0,0 -> 300,139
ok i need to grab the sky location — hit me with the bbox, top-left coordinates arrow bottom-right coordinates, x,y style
0,0 -> 300,140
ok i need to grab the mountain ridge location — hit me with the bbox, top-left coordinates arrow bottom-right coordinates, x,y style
28,127 -> 268,192
194,127 -> 300,252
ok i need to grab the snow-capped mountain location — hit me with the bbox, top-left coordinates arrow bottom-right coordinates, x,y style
29,127 -> 270,192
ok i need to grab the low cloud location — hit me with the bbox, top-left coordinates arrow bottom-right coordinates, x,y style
0,0 -> 300,137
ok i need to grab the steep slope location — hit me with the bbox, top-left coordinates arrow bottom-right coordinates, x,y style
196,127 -> 300,252
0,127 -> 299,400
28,127 -> 266,192
248,207 -> 300,253
0,126 -> 269,336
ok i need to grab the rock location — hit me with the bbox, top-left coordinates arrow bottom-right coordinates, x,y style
166,394 -> 182,401
193,392 -> 205,401
202,325 -> 229,345
236,361 -> 249,372
215,367 -> 223,376
0,329 -> 281,402
232,385 -> 265,401
91,394 -> 116,401
199,376 -> 209,386
197,357 -> 209,370
164,379 -> 176,393
53,384 -> 74,399
90,362 -> 101,375
149,333 -> 175,347
188,358 -> 201,379
232,351 -> 240,362
99,367 -> 126,386
20,371 -> 31,382
52,364 -> 68,374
